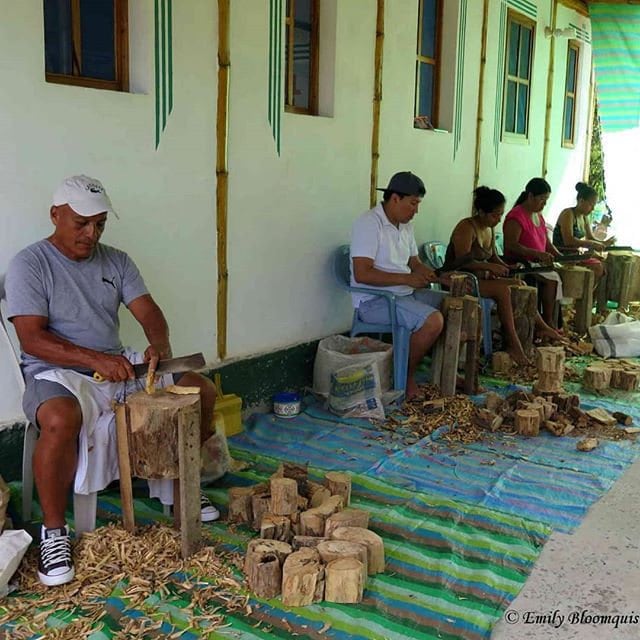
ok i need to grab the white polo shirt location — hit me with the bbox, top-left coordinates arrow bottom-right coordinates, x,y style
350,202 -> 418,308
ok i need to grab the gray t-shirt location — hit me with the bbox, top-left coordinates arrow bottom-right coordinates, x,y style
6,239 -> 148,375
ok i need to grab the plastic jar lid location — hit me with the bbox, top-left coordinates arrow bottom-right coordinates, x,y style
273,391 -> 301,403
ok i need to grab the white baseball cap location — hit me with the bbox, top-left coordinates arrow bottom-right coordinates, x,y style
52,175 -> 119,219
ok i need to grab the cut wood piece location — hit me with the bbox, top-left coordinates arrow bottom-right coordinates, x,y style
260,513 -> 292,542
449,273 -> 468,297
292,536 -> 327,550
330,526 -> 385,574
533,347 -> 565,394
577,437 -> 599,452
609,368 -> 625,389
422,399 -> 445,413
325,472 -> 352,506
165,385 -> 201,395
553,393 -> 580,412
308,482 -> 332,508
474,408 -> 503,432
484,392 -> 504,413
492,351 -> 513,374
299,495 -> 344,537
251,494 -> 272,531
245,552 -> 282,599
282,462 -> 310,497
517,401 -> 545,423
270,477 -> 299,516
543,420 -> 575,437
515,409 -> 540,437
559,265 -> 589,299
583,366 -> 612,391
324,508 -> 370,537
586,408 -> 618,426
324,558 -> 365,604
619,370 -> 640,391
228,487 -> 253,524
281,548 -> 323,607
245,539 -> 293,570
612,411 -> 633,426
317,540 -> 368,582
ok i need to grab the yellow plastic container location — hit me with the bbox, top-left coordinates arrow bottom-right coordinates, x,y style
214,374 -> 243,436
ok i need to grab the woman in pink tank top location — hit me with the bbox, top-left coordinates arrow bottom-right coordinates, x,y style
503,178 -> 562,326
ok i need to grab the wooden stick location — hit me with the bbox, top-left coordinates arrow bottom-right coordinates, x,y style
115,403 -> 135,533
369,0 -> 384,207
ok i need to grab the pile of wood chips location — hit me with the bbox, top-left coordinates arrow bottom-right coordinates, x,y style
0,523 -> 246,639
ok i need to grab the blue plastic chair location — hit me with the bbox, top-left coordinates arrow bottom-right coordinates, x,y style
333,245 -> 411,393
421,241 -> 495,359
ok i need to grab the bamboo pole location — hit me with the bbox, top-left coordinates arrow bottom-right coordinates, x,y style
541,0 -> 558,179
473,0 -> 490,188
370,0 -> 384,208
583,64 -> 596,182
216,0 -> 230,360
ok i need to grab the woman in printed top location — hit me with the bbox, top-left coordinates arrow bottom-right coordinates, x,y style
443,186 -> 563,365
503,177 -> 563,327
552,181 -> 615,286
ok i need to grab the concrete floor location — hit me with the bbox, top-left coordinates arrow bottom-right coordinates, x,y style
491,455 -> 640,639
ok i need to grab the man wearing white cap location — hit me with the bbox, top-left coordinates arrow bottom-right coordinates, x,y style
5,175 -> 219,587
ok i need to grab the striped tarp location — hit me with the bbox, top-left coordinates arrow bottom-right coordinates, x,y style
2,464 -> 548,640
590,3 -> 640,132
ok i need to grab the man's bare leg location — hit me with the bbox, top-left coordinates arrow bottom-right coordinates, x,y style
406,311 -> 444,399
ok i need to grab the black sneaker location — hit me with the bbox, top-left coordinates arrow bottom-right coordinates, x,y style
38,525 -> 75,587
200,493 -> 220,522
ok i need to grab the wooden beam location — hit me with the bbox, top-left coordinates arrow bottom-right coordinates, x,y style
370,0 -> 384,208
559,0 -> 588,16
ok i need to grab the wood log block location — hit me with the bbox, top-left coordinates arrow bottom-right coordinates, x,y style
553,393 -> 580,412
324,472 -> 352,506
260,513 -> 292,541
559,265 -> 589,299
510,285 -> 537,356
270,478 -> 299,516
515,409 -> 540,437
492,351 -> 513,374
308,482 -> 332,508
573,268 -> 595,335
583,366 -> 612,391
612,411 -> 633,426
324,508 -> 370,537
330,526 -> 385,574
281,548 -> 323,607
543,420 -> 575,437
517,401 -> 545,423
245,552 -> 282,599
122,390 -> 201,478
461,296 -> 481,395
299,495 -> 344,537
619,370 -> 640,391
533,397 -> 557,420
434,297 -> 464,396
533,347 -> 565,393
605,252 -> 636,310
586,408 -> 618,426
282,462 -> 310,498
228,486 -> 254,524
245,539 -> 293,567
292,536 -> 327,550
251,494 -> 272,531
609,368 -> 625,389
324,558 -> 365,604
317,540 -> 368,583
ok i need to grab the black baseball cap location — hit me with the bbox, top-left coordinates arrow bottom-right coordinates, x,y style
377,171 -> 426,197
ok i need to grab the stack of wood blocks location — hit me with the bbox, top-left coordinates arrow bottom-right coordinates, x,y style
583,359 -> 640,392
558,265 -> 595,334
229,464 -> 384,605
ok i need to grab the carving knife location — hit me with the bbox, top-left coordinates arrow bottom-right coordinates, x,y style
93,352 -> 206,382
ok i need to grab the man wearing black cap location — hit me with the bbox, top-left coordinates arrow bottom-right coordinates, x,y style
350,171 -> 445,399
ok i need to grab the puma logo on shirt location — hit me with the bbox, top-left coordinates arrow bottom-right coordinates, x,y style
102,277 -> 117,289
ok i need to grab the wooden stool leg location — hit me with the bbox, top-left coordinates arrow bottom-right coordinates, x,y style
440,299 -> 463,396
575,269 -> 595,335
177,407 -> 202,558
115,405 -> 136,533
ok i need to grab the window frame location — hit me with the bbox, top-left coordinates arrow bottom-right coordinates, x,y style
284,0 -> 320,115
414,0 -> 443,128
502,10 -> 535,140
562,40 -> 580,148
45,0 -> 129,92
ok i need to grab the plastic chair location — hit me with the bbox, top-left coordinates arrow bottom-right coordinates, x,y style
0,276 -> 97,534
420,241 -> 495,359
333,245 -> 412,393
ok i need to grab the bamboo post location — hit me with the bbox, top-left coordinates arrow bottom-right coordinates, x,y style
216,0 -> 230,360
473,0 -> 490,188
541,0 -> 558,178
369,0 -> 384,207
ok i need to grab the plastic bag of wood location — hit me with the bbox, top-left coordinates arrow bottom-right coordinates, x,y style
589,312 -> 640,358
0,476 -> 9,533
328,362 -> 385,421
0,530 -> 32,599
312,335 -> 392,396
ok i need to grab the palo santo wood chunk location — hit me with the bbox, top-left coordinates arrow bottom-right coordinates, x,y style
165,385 -> 201,395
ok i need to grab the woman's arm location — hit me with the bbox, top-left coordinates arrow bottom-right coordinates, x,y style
504,219 -> 553,262
560,209 -> 602,249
